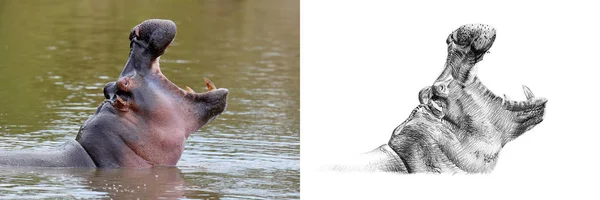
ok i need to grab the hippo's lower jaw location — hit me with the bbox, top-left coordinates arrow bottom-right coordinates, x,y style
387,105 -> 498,173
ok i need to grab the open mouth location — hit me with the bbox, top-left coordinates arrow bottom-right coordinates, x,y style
424,24 -> 547,119
102,73 -> 225,110
424,84 -> 547,121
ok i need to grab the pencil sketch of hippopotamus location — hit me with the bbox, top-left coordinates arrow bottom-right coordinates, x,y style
333,24 -> 547,173
0,19 -> 228,168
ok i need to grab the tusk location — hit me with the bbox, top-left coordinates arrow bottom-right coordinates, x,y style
204,77 -> 217,91
503,94 -> 513,101
523,85 -> 534,100
503,94 -> 514,107
114,95 -> 128,111
429,101 -> 445,119
185,86 -> 195,93
430,101 -> 443,112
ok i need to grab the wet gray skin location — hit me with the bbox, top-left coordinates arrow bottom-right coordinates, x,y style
336,24 -> 546,173
0,19 -> 229,168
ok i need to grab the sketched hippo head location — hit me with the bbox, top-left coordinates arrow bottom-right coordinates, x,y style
75,19 -> 229,168
387,24 -> 547,173
419,24 -> 546,144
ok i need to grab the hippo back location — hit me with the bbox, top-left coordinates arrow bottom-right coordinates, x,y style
0,139 -> 96,167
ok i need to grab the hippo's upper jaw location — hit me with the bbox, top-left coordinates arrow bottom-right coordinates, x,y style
76,19 -> 228,168
389,24 -> 547,173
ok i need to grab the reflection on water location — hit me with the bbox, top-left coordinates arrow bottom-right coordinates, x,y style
0,0 -> 299,199
0,166 -> 221,199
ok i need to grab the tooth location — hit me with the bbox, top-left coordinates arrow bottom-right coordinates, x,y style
185,86 -> 195,93
429,101 -> 444,118
502,94 -> 514,109
431,101 -> 442,112
114,95 -> 127,110
523,85 -> 534,100
204,77 -> 217,91
503,94 -> 513,102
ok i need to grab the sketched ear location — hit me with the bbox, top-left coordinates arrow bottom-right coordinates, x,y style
418,86 -> 445,118
129,19 -> 177,58
419,86 -> 432,104
445,24 -> 496,84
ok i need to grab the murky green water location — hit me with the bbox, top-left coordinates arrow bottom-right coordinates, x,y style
0,0 -> 299,199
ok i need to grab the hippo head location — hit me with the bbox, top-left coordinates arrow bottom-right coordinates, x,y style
418,24 -> 547,147
75,19 -> 228,168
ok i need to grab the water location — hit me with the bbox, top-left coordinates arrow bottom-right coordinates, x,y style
0,0 -> 299,199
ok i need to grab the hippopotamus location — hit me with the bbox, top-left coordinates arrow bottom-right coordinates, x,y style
0,19 -> 228,168
334,24 -> 547,173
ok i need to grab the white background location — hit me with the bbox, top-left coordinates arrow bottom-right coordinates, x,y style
301,0 -> 600,199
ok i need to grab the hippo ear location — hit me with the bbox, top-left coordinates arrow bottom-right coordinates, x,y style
444,24 -> 496,84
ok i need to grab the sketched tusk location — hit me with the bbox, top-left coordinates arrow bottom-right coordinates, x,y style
503,94 -> 513,101
185,86 -> 195,93
503,94 -> 513,106
522,85 -> 534,100
204,77 -> 217,91
430,101 -> 443,113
